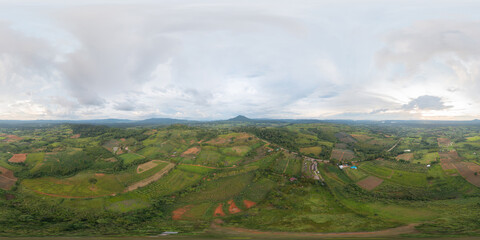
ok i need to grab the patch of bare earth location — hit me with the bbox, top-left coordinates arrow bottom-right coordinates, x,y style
213,203 -> 226,217
125,161 -> 175,192
172,205 -> 193,220
70,134 -> 81,139
437,138 -> 452,147
5,135 -> 22,142
454,162 -> 480,187
228,200 -> 241,214
181,146 -> 201,157
0,167 -> 17,190
243,200 -> 256,209
8,153 -> 27,163
396,153 -> 414,161
136,160 -> 160,174
357,176 -> 384,191
439,151 -> 460,171
330,149 -> 354,161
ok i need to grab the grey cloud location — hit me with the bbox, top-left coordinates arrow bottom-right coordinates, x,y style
113,101 -> 137,111
370,108 -> 388,114
402,95 -> 451,110
376,20 -> 480,73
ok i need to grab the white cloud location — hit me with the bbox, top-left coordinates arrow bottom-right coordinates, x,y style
1,1 -> 480,120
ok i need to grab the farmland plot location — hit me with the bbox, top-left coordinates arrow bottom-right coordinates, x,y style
357,176 -> 384,190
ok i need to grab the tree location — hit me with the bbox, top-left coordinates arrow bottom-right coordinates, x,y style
88,178 -> 98,185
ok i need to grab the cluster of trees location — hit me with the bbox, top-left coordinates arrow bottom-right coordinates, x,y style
237,126 -> 299,151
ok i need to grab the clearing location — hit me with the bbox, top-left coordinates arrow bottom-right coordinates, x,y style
437,138 -> 452,147
137,160 -> 164,174
396,153 -> 414,161
172,205 -> 193,220
8,153 -> 27,163
228,199 -> 241,214
330,149 -> 355,161
214,203 -> 226,217
356,176 -> 384,190
181,146 -> 201,156
453,162 -> 480,187
0,166 -> 17,190
243,199 -> 256,209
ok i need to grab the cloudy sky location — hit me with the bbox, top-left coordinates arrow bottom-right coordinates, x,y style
0,0 -> 479,120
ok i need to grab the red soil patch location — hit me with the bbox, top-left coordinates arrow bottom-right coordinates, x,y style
181,146 -> 201,157
213,203 -> 226,217
228,200 -> 242,214
70,134 -> 81,139
172,205 -> 193,220
0,167 -> 17,190
454,162 -> 480,187
3,135 -> 22,142
95,173 -> 105,177
396,153 -> 414,161
439,151 -> 461,170
243,200 -> 256,209
357,176 -> 384,190
437,138 -> 452,147
8,153 -> 27,163
120,138 -> 126,142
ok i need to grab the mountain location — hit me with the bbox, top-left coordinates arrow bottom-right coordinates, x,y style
227,115 -> 253,122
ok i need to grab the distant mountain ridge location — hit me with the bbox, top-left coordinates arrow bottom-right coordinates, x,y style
1,116 -> 480,128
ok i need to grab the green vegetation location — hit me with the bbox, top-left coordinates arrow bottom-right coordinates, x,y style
0,122 -> 480,238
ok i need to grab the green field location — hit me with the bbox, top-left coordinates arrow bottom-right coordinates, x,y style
1,122 -> 480,237
118,153 -> 145,165
22,172 -> 125,197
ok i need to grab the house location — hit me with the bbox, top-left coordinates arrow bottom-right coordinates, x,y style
350,166 -> 358,169
404,149 -> 411,152
339,164 -> 349,170
427,164 -> 431,168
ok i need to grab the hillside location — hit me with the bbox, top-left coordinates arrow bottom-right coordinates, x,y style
0,122 -> 479,238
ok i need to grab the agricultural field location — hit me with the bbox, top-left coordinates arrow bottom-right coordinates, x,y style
0,122 -> 479,238
118,152 -> 145,165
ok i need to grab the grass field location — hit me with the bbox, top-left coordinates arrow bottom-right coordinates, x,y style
359,161 -> 428,187
135,168 -> 204,198
300,146 -> 322,156
25,152 -> 45,167
22,172 -> 124,197
180,173 -> 254,203
118,153 -> 145,165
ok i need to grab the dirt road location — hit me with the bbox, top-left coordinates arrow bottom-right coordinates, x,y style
125,161 -> 175,192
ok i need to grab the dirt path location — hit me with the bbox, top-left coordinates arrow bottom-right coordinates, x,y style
125,162 -> 175,192
211,223 -> 419,238
387,139 -> 402,152
283,158 -> 290,173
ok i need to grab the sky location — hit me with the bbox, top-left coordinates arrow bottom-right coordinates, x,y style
0,0 -> 480,120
